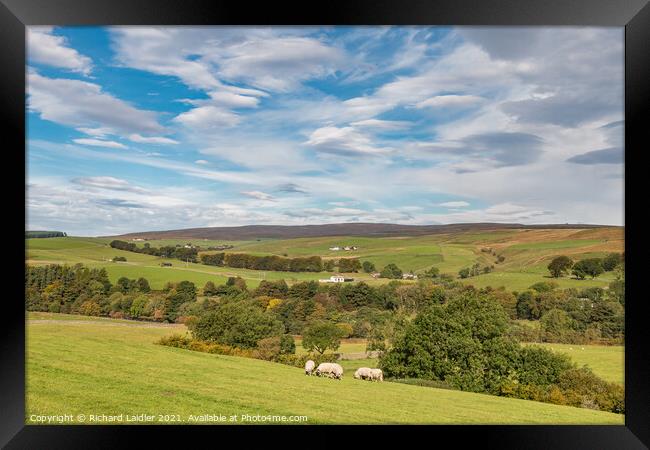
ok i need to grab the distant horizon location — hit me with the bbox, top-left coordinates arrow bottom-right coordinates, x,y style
27,26 -> 623,236
26,220 -> 624,239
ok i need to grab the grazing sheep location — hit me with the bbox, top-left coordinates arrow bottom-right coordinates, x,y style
331,363 -> 343,379
315,362 -> 335,378
369,368 -> 383,382
305,360 -> 315,376
316,362 -> 344,379
354,367 -> 373,380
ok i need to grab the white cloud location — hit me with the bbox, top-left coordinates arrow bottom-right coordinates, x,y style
71,176 -> 149,194
416,94 -> 484,109
28,27 -> 92,76
28,71 -> 165,136
173,105 -> 240,129
241,191 -> 275,201
128,134 -> 179,145
199,136 -> 318,171
422,202 -> 556,224
438,201 -> 470,208
72,138 -> 127,149
111,28 -> 347,93
350,119 -> 412,130
305,126 -> 391,157
194,159 -> 209,165
215,37 -> 347,91
111,27 -> 221,90
31,139 -> 261,186
340,44 -> 516,121
205,90 -> 264,108
76,127 -> 115,137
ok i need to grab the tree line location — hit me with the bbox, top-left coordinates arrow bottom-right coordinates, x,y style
26,261 -> 624,345
201,252 -> 324,272
110,240 -> 198,262
547,253 -> 623,279
26,231 -> 67,238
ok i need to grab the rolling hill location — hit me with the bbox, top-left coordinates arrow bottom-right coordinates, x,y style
112,222 -> 615,241
26,225 -> 624,291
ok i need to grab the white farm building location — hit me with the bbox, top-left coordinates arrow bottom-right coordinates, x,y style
319,275 -> 349,283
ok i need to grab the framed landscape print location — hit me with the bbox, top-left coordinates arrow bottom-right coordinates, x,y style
3,0 -> 649,447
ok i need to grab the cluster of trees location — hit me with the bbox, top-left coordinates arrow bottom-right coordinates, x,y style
25,264 -> 195,322
512,279 -> 624,343
458,263 -> 494,279
338,258 -> 361,273
378,289 -> 623,413
380,263 -> 403,279
547,253 -> 622,279
26,264 -> 112,315
110,240 -> 198,262
200,252 -> 324,272
26,231 -> 67,238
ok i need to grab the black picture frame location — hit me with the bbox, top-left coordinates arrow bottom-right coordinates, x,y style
3,0 -> 648,447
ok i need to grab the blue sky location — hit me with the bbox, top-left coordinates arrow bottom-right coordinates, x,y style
26,26 -> 624,236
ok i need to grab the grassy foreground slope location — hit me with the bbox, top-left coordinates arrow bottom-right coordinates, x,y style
26,314 -> 623,424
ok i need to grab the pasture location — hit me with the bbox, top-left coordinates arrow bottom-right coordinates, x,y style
26,314 -> 623,424
25,227 -> 623,291
523,342 -> 624,385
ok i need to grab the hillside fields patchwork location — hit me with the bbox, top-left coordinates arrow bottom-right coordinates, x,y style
26,227 -> 623,291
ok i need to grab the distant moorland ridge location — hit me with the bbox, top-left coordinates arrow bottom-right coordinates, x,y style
110,222 -> 619,241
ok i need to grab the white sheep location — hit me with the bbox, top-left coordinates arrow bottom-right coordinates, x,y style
315,362 -> 335,378
316,362 -> 344,379
369,368 -> 383,382
331,363 -> 343,379
305,360 -> 315,376
354,367 -> 373,380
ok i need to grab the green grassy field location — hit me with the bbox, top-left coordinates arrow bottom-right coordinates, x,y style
26,227 -> 623,291
523,342 -> 624,385
26,314 -> 623,424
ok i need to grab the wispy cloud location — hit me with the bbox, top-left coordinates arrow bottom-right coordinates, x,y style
241,191 -> 276,201
28,27 -> 93,76
438,201 -> 470,208
128,134 -> 178,145
72,138 -> 127,149
567,148 -> 623,165
28,71 -> 165,137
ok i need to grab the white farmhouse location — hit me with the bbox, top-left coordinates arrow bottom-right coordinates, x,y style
319,274 -> 347,283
